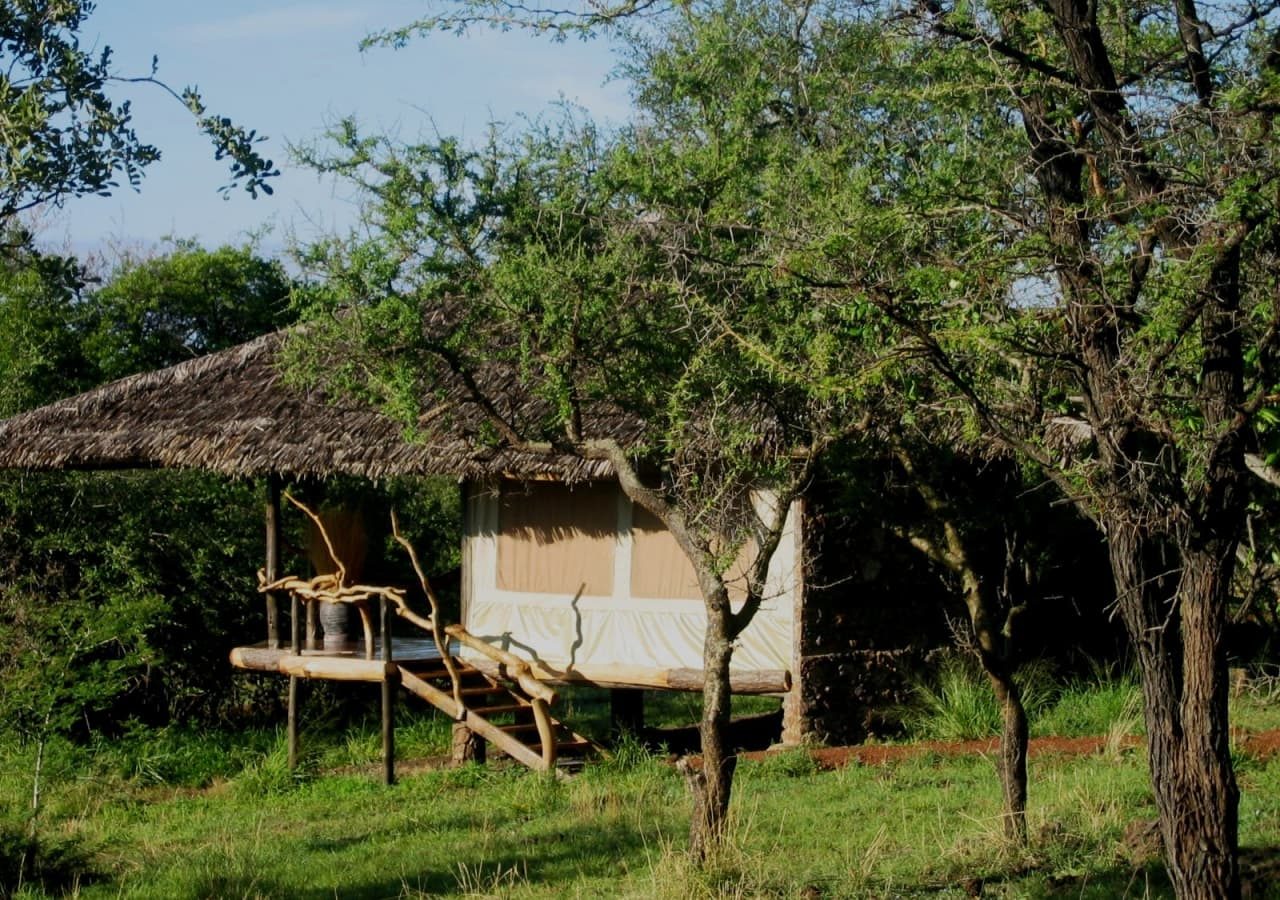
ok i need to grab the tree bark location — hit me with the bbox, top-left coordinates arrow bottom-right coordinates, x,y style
984,660 -> 1028,844
1108,523 -> 1240,900
963,568 -> 1029,846
685,601 -> 737,861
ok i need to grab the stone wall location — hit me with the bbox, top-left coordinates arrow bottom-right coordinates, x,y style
789,486 -> 955,745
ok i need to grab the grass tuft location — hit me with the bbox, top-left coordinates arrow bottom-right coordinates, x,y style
231,737 -> 316,797
1035,662 -> 1143,741
745,746 -> 819,779
452,858 -> 529,898
0,820 -> 100,897
902,656 -> 1055,741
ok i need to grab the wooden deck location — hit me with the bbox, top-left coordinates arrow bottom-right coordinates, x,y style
229,636 -> 600,777
238,637 -> 448,662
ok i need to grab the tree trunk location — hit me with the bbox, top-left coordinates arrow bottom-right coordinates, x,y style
957,558 -> 1029,847
1109,524 -> 1239,899
984,662 -> 1028,844
684,601 -> 737,861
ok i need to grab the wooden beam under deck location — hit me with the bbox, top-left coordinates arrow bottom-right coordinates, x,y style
231,643 -> 790,694
463,657 -> 792,695
231,646 -> 397,682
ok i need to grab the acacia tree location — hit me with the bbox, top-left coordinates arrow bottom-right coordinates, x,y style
875,4 -> 1280,894
370,3 -> 1280,892
356,0 -> 1055,851
0,0 -> 278,252
289,105 -> 857,853
888,442 -> 1035,843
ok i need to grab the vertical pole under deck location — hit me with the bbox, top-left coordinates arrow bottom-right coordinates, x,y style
306,601 -> 318,649
610,688 -> 645,739
381,595 -> 396,786
265,476 -> 282,648
288,592 -> 300,771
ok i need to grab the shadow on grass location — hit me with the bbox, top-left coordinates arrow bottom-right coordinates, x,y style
973,844 -> 1280,899
0,824 -> 102,897
183,818 -> 658,899
983,861 -> 1174,900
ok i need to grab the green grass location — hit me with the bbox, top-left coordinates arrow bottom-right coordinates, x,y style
1233,671 -> 1280,734
901,657 -> 1149,745
4,724 -> 1280,898
1033,665 -> 1144,741
900,657 -> 1057,742
902,658 -> 1280,749
15,737 -> 1280,900
5,675 -> 1280,899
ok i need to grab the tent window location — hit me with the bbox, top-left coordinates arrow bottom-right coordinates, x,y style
496,481 -> 616,596
630,506 -> 701,600
630,505 -> 754,601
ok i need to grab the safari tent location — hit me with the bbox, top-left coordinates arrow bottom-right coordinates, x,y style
0,329 -> 906,769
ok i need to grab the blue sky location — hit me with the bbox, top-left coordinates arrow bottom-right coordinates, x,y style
46,1 -> 629,257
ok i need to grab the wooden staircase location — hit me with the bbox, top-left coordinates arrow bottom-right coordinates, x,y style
397,658 -> 598,775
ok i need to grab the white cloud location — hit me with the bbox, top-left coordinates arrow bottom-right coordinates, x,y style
522,74 -> 632,124
171,5 -> 369,43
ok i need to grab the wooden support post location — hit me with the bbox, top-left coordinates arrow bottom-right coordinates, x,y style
265,476 -> 282,648
287,675 -> 299,771
288,591 -> 300,771
532,697 -> 557,770
305,601 -> 318,649
451,722 -> 485,765
381,596 -> 396,786
610,688 -> 645,738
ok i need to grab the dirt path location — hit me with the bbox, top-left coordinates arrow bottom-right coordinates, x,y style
739,729 -> 1280,770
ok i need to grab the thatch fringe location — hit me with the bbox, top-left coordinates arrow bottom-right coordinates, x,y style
0,331 -> 623,482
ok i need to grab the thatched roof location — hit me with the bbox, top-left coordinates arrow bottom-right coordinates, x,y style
0,330 -> 631,482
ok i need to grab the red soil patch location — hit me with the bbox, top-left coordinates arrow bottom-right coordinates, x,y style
737,730 -> 1280,770
1240,729 -> 1280,759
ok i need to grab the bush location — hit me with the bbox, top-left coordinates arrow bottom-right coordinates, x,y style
1034,663 -> 1142,740
902,656 -> 1055,742
0,820 -> 99,897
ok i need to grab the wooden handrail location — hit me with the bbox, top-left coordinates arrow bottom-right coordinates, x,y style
397,667 -> 564,776
531,697 -> 557,769
444,625 -> 557,704
441,626 -> 559,770
391,509 -> 465,714
254,495 -> 563,771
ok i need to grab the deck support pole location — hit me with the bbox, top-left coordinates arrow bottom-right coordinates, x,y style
381,596 -> 396,786
305,601 -> 318,649
264,475 -> 282,648
451,722 -> 485,765
288,584 -> 301,772
610,688 -> 645,739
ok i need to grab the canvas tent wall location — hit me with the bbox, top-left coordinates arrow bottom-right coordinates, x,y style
461,479 -> 800,680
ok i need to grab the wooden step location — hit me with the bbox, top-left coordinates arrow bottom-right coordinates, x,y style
498,722 -> 540,734
401,666 -> 450,679
471,702 -> 529,715
553,739 -> 594,755
457,685 -> 504,697
400,663 -> 483,680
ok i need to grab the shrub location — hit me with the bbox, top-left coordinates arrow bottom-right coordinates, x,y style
903,656 -> 1055,742
1033,663 -> 1143,740
0,820 -> 99,897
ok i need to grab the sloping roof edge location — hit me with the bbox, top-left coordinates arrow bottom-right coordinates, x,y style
0,330 -> 616,482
